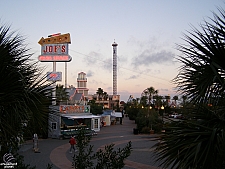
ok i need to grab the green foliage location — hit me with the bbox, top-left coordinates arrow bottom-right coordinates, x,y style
88,100 -> 103,115
14,154 -> 36,169
46,164 -> 53,169
135,108 -> 162,133
72,128 -> 132,169
93,141 -> 132,169
153,8 -> 225,169
56,84 -> 69,105
154,105 -> 225,169
141,87 -> 158,106
72,128 -> 94,169
141,126 -> 151,133
0,23 -> 52,165
126,107 -> 139,120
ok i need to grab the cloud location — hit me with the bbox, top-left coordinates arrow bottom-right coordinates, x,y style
132,49 -> 175,68
106,86 -> 112,93
159,88 -> 169,92
83,51 -> 103,66
101,58 -> 112,72
126,75 -> 138,80
82,51 -> 113,72
86,70 -> 94,77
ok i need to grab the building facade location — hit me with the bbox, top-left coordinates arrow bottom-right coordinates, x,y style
88,94 -> 120,110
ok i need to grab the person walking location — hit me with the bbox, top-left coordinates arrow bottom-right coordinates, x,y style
69,136 -> 77,153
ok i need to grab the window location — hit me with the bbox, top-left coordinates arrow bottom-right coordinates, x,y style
94,119 -> 98,129
51,122 -> 57,130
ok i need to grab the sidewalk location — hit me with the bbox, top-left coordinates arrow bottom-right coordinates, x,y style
19,117 -> 162,169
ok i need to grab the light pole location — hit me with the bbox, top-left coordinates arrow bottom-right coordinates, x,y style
161,105 -> 164,123
149,106 -> 152,130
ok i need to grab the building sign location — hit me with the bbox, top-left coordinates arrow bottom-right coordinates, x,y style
38,33 -> 71,45
60,105 -> 90,114
41,44 -> 68,55
38,33 -> 72,62
47,72 -> 62,81
38,55 -> 71,62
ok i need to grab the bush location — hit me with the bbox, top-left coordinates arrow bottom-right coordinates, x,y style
72,128 -> 132,169
141,127 -> 151,134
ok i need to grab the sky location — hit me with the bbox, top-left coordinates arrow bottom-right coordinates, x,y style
0,0 -> 224,102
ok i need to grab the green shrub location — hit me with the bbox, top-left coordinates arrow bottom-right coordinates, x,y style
141,127 -> 151,134
73,128 -> 132,169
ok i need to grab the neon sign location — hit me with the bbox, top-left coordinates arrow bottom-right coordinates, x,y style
47,72 -> 62,81
59,105 -> 90,114
38,33 -> 72,62
38,55 -> 72,62
41,44 -> 68,55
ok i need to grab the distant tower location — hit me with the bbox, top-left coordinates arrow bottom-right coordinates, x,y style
76,72 -> 89,96
112,41 -> 118,95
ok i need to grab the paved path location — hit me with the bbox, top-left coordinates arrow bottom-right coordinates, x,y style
19,117 -> 163,169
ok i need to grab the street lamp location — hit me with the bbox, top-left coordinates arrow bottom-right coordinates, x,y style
161,105 -> 164,123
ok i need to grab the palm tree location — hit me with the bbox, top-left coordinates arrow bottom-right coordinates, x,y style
102,91 -> 108,101
172,95 -> 179,106
96,88 -> 103,100
0,23 -> 53,159
102,91 -> 108,108
164,95 -> 171,107
181,95 -> 187,107
153,95 -> 163,108
140,96 -> 148,107
96,88 -> 104,105
142,87 -> 158,106
56,84 -> 69,105
154,8 -> 225,169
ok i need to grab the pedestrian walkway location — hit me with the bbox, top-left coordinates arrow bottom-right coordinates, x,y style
19,117 -> 163,169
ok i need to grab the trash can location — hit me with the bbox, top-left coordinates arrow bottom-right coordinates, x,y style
133,128 -> 138,135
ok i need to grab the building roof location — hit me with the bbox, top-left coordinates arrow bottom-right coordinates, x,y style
73,93 -> 83,101
66,88 -> 83,101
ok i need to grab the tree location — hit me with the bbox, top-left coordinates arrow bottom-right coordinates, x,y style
0,23 -> 53,167
153,8 -> 225,169
87,100 -> 103,115
102,91 -> 108,101
172,95 -> 179,106
140,96 -> 148,107
73,128 -> 132,169
96,88 -> 104,100
142,87 -> 158,106
164,95 -> 171,107
56,84 -> 69,105
153,95 -> 164,108
181,95 -> 188,106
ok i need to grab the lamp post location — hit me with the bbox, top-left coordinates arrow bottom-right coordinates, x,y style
161,105 -> 164,123
149,106 -> 152,130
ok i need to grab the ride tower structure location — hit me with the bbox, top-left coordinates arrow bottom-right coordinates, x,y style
112,41 -> 118,95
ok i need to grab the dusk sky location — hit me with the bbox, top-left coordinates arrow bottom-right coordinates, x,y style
1,0 -> 224,101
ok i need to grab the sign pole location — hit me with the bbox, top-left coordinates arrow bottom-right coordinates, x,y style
38,33 -> 71,105
65,62 -> 67,88
52,62 -> 56,105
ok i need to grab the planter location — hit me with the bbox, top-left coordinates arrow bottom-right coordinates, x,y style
150,130 -> 154,134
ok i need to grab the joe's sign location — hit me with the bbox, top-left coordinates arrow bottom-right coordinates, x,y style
41,44 -> 68,55
38,44 -> 71,62
38,33 -> 72,62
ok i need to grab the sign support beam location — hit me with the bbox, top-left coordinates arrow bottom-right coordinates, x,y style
52,62 -> 56,105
